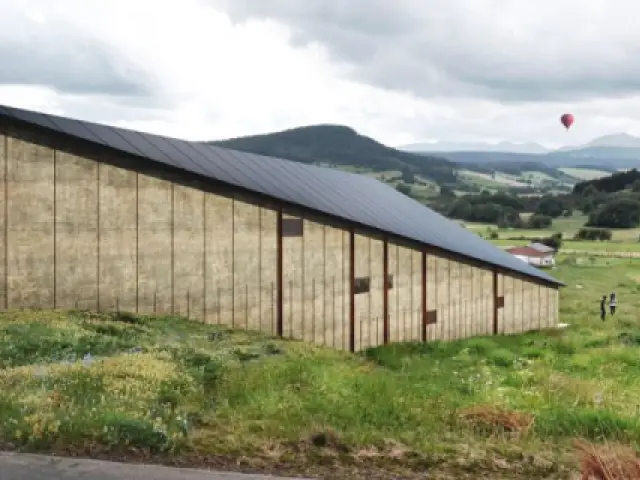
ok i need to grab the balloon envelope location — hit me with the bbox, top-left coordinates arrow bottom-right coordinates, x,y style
560,113 -> 574,129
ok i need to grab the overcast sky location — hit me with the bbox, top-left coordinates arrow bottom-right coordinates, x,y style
1,0 -> 640,148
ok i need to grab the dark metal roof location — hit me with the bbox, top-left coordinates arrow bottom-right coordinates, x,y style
0,104 -> 562,286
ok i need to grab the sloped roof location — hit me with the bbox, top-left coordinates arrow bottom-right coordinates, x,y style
0,104 -> 562,286
528,242 -> 556,253
507,246 -> 552,258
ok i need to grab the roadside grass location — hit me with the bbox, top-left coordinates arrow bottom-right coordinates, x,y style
1,258 -> 640,478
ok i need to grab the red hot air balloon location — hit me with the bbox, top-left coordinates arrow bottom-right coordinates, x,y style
560,113 -> 574,130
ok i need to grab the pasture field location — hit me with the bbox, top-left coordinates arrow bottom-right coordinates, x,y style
558,168 -> 611,181
466,214 -> 640,251
1,257 -> 640,478
458,169 -> 528,189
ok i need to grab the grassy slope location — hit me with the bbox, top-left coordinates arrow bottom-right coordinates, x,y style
210,125 -> 457,186
2,257 -> 640,478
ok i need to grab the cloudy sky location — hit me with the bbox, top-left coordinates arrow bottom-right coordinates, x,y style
1,0 -> 639,149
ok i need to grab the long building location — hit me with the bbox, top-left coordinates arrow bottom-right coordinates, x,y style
0,105 -> 562,351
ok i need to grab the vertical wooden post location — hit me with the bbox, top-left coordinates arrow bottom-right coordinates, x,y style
170,183 -> 175,314
492,270 -> 499,335
349,230 -> 355,352
276,211 -> 283,337
53,150 -> 57,309
421,251 -> 427,342
3,134 -> 7,310
382,238 -> 389,344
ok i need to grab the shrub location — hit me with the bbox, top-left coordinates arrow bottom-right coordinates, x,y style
574,227 -> 612,241
396,183 -> 412,196
533,232 -> 563,250
527,213 -> 553,229
487,348 -> 517,367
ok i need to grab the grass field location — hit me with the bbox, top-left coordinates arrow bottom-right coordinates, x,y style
1,256 -> 640,478
458,170 -> 529,189
558,168 -> 611,181
466,214 -> 640,249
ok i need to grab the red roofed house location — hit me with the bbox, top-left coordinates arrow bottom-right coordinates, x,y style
506,246 -> 555,268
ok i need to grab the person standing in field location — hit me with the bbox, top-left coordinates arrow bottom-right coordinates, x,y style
610,292 -> 617,315
600,295 -> 607,321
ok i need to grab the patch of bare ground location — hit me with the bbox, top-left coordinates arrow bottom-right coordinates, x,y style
458,405 -> 535,438
2,431 -> 573,480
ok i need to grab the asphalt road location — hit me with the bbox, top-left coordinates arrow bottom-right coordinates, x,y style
0,452 -> 311,480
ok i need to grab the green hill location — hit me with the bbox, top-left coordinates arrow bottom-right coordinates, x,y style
573,168 -> 640,194
209,125 -> 458,184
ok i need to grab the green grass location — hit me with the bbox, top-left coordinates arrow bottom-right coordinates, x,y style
559,168 -> 611,181
2,258 -> 640,477
466,214 -> 640,251
458,170 -> 529,189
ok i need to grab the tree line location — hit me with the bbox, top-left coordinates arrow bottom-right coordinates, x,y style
427,168 -> 640,230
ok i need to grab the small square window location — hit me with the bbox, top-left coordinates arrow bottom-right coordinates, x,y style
282,217 -> 303,237
426,310 -> 437,325
497,296 -> 505,308
386,274 -> 394,290
354,277 -> 370,294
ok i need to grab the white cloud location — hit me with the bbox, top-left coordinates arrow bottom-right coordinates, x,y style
1,0 -> 640,148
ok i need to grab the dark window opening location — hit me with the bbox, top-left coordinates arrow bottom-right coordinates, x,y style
354,277 -> 370,294
282,217 -> 303,237
426,310 -> 437,325
386,274 -> 394,289
497,296 -> 505,308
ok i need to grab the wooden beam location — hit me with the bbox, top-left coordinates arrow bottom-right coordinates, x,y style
421,251 -> 427,342
383,239 -> 389,344
276,211 -> 283,337
492,270 -> 499,335
349,230 -> 356,352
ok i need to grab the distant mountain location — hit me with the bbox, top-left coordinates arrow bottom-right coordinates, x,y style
404,132 -> 640,170
407,137 -> 640,172
209,124 -> 458,184
429,149 -> 640,170
401,140 -> 549,155
558,133 -> 640,151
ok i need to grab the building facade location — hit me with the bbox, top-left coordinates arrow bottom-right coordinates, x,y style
0,107 -> 562,351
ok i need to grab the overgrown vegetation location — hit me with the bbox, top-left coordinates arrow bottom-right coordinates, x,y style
2,256 -> 640,478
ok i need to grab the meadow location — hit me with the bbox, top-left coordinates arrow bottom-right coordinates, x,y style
466,214 -> 640,252
558,168 -> 612,181
1,255 -> 640,478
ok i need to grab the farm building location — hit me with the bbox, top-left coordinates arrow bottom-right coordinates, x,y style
0,104 -> 563,351
529,242 -> 556,255
506,246 -> 556,268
